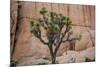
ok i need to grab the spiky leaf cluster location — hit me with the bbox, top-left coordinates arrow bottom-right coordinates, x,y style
30,8 -> 72,41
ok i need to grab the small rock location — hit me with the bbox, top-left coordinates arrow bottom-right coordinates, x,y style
57,51 -> 78,63
57,47 -> 95,63
79,47 -> 95,60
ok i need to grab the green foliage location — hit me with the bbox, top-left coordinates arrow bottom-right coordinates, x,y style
40,7 -> 47,15
30,20 -> 40,37
31,7 -> 72,36
37,63 -> 47,65
10,60 -> 18,67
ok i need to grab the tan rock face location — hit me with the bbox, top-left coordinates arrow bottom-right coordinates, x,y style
71,26 -> 95,51
75,30 -> 94,51
12,2 -> 49,60
30,37 -> 50,58
10,0 -> 18,56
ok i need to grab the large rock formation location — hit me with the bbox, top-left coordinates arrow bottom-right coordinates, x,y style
11,1 -> 95,65
74,28 -> 95,51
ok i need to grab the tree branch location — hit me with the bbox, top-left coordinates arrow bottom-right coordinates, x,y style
37,30 -> 48,45
42,14 -> 48,27
39,36 -> 48,45
54,27 -> 68,54
62,33 -> 81,43
62,31 -> 73,43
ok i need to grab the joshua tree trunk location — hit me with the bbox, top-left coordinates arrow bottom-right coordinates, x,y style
52,55 -> 56,64
48,45 -> 56,64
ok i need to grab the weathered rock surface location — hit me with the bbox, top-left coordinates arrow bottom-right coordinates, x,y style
71,27 -> 95,51
75,47 -> 95,62
57,51 -> 78,63
17,57 -> 51,66
79,47 -> 95,60
15,46 -> 95,65
57,47 -> 95,63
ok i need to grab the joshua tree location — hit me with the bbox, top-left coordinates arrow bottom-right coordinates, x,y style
30,8 -> 80,64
